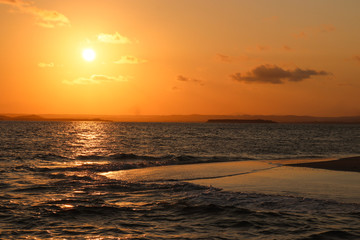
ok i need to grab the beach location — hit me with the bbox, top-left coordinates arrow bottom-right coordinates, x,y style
103,156 -> 360,204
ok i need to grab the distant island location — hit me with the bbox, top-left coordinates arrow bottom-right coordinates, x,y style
1,114 -> 360,123
207,119 -> 277,124
0,114 -> 111,122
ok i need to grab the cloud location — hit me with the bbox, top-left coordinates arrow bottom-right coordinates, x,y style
319,24 -> 336,33
354,55 -> 360,63
216,54 -> 233,63
63,74 -> 130,85
177,75 -> 204,85
293,24 -> 336,39
230,65 -> 329,84
97,32 -> 132,44
257,45 -> 270,51
38,62 -> 54,68
283,45 -> 292,51
215,54 -> 253,63
0,0 -> 16,4
114,56 -> 147,64
0,0 -> 70,28
293,31 -> 307,39
177,75 -> 190,82
337,83 -> 359,88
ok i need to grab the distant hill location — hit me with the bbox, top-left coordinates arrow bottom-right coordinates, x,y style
12,115 -> 44,121
0,115 -> 11,121
207,119 -> 276,123
0,114 -> 110,122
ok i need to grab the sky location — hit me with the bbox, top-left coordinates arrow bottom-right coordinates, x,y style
0,0 -> 360,116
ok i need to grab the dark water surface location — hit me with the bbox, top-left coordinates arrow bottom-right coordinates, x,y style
0,121 -> 359,239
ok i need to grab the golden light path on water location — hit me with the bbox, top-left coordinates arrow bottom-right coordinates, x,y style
38,122 -> 113,174
70,122 -> 109,157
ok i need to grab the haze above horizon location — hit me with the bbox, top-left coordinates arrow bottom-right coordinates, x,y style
1,0 -> 359,116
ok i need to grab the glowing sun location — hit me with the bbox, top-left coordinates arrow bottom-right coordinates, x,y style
82,48 -> 96,62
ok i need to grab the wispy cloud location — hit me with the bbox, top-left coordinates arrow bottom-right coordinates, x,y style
354,55 -> 360,63
293,31 -> 307,39
177,75 -> 204,85
0,0 -> 24,5
114,56 -> 147,64
337,83 -> 359,88
63,74 -> 130,85
319,24 -> 336,33
283,45 -> 292,51
216,54 -> 234,63
215,54 -> 253,63
264,16 -> 278,23
97,32 -> 132,44
293,24 -> 335,39
257,45 -> 270,51
0,0 -> 70,28
231,65 -> 329,84
38,62 -> 54,68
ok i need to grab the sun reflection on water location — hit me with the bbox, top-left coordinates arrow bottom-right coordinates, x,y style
60,204 -> 74,209
73,161 -> 109,166
69,122 -> 110,158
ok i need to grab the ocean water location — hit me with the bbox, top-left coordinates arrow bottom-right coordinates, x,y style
0,121 -> 359,239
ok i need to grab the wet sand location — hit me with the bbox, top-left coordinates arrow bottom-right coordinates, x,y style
102,157 -> 360,203
286,156 -> 360,173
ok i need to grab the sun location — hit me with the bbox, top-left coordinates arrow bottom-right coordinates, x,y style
82,48 -> 96,62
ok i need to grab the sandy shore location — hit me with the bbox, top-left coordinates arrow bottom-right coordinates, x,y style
102,157 -> 360,203
286,156 -> 360,173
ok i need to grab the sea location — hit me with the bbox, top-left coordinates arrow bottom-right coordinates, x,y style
0,121 -> 359,239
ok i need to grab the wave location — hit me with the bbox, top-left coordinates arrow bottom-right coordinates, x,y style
76,153 -> 208,163
20,151 -> 344,176
19,153 -> 257,174
2,166 -> 360,240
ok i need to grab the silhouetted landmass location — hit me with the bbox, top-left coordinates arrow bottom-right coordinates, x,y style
12,115 -> 44,121
0,115 -> 111,122
207,119 -> 276,123
0,115 -> 11,121
102,114 -> 360,123
1,114 -> 360,123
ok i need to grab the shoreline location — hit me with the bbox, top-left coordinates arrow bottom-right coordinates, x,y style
103,156 -> 360,203
285,156 -> 360,173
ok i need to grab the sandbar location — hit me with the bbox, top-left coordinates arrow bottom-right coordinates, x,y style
286,156 -> 360,173
102,157 -> 360,203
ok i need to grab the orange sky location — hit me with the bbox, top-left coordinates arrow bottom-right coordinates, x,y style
1,0 -> 359,116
